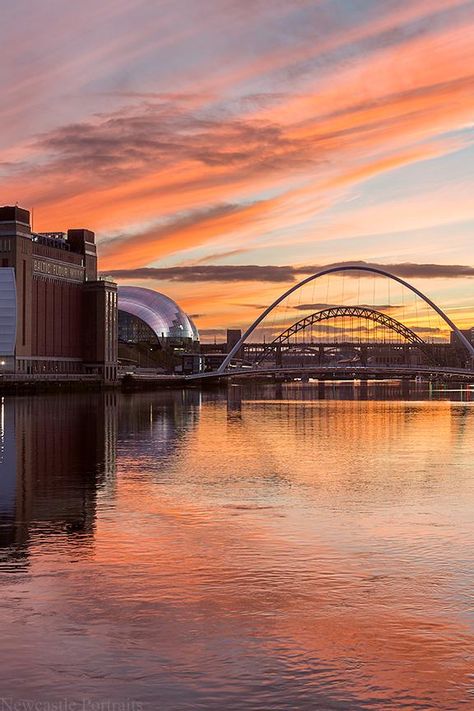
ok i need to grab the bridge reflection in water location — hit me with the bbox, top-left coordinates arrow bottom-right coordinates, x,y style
1,385 -> 474,708
2,381 -> 469,568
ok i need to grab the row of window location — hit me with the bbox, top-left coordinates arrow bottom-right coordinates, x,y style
16,359 -> 118,379
16,360 -> 84,374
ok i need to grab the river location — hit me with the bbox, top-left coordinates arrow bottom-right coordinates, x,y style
0,382 -> 473,710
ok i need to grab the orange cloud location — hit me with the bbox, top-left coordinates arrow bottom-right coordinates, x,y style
100,198 -> 277,269
0,0 -> 473,330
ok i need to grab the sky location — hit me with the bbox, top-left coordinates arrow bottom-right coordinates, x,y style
0,0 -> 473,339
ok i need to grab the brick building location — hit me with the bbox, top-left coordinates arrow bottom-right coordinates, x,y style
0,205 -> 117,381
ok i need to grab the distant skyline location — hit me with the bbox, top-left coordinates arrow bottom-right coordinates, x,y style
1,0 -> 473,336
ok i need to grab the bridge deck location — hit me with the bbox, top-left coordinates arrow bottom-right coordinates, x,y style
186,365 -> 474,382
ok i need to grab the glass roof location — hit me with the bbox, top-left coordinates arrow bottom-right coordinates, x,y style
118,286 -> 199,343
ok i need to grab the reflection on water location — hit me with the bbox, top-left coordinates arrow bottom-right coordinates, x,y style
0,382 -> 474,710
0,393 -> 116,567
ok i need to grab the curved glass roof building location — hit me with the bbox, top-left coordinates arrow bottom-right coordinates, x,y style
118,286 -> 199,347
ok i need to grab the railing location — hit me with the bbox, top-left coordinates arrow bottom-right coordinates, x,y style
188,363 -> 474,380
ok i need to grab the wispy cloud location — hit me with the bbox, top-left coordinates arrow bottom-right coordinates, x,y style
99,200 -> 273,268
1,0 -> 473,327
103,261 -> 474,283
293,303 -> 403,312
103,264 -> 296,282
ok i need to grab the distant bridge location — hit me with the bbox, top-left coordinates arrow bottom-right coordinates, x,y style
123,265 -> 474,387
253,306 -> 437,366
218,265 -> 474,374
185,364 -> 474,383
118,364 -> 474,389
198,264 -> 474,382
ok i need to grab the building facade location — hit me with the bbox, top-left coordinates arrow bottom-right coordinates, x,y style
0,205 -> 117,381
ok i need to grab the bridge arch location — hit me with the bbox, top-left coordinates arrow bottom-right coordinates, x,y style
217,265 -> 474,373
254,306 -> 436,365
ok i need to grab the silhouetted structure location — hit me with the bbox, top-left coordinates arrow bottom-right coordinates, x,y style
117,286 -> 199,369
0,205 -> 117,381
0,393 -> 117,565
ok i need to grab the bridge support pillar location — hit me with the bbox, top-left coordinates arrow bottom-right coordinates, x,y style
403,343 -> 410,365
319,345 -> 324,365
276,344 -> 282,367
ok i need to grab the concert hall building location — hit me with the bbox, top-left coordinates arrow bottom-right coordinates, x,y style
0,205 -> 117,381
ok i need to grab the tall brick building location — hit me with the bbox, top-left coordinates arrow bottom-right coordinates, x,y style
0,205 -> 117,381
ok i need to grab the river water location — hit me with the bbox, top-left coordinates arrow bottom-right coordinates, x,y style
0,383 -> 473,710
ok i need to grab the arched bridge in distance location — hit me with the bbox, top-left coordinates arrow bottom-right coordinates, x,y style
253,306 -> 438,366
186,265 -> 474,383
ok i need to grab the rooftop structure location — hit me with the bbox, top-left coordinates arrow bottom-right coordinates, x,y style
118,286 -> 199,347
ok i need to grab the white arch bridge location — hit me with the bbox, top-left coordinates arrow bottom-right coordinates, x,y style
189,265 -> 474,382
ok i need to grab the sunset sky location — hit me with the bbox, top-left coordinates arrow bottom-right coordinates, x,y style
1,0 -> 473,338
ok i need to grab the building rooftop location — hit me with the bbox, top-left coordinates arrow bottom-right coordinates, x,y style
118,286 -> 199,344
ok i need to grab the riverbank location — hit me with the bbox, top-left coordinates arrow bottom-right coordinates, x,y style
2,364 -> 474,394
0,372 -> 201,395
0,374 -> 108,395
